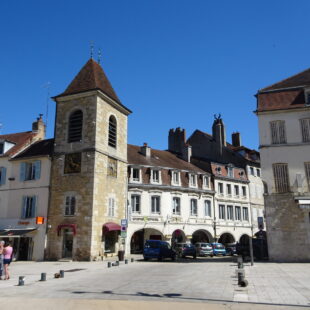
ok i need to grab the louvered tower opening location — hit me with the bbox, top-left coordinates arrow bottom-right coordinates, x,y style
108,116 -> 117,148
68,110 -> 83,142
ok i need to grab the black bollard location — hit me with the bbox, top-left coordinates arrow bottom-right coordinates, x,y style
18,276 -> 25,286
40,273 -> 47,281
107,262 -> 112,268
125,259 -> 128,264
240,279 -> 248,287
238,261 -> 244,269
60,270 -> 65,278
131,258 -> 134,263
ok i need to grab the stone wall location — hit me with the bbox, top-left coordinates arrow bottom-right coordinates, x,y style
265,193 -> 310,262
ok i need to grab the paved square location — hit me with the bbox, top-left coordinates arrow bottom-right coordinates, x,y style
0,257 -> 309,309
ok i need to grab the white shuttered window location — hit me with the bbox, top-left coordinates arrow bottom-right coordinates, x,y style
270,120 -> 286,144
300,119 -> 310,142
273,163 -> 290,193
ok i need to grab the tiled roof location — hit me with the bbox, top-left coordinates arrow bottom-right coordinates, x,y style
12,139 -> 54,160
256,89 -> 305,112
0,131 -> 37,157
210,162 -> 248,181
128,144 -> 205,173
56,58 -> 121,103
260,68 -> 310,92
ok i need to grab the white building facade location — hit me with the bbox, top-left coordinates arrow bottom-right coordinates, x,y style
256,70 -> 310,261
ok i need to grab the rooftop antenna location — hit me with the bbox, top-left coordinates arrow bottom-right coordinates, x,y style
42,82 -> 51,129
90,41 -> 94,59
98,48 -> 102,64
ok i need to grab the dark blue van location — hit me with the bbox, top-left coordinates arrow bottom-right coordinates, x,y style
143,240 -> 176,261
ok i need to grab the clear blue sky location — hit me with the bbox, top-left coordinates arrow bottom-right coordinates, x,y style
1,1 -> 309,150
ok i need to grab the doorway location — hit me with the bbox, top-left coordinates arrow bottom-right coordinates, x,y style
62,229 -> 73,258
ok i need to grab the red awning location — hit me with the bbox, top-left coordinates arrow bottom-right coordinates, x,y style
57,224 -> 77,236
103,222 -> 121,234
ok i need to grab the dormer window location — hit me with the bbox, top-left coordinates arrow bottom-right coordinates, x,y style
216,166 -> 222,175
171,170 -> 180,186
202,175 -> 210,189
189,173 -> 197,187
151,169 -> 161,184
227,166 -> 234,178
131,167 -> 141,183
305,89 -> 310,105
0,143 -> 3,155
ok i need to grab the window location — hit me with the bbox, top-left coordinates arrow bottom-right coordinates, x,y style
204,200 -> 211,217
65,196 -> 76,216
235,206 -> 241,221
234,185 -> 239,197
64,153 -> 81,174
305,162 -> 310,190
218,182 -> 224,195
22,196 -> 36,218
219,204 -> 225,220
172,197 -> 181,215
151,196 -> 160,214
132,168 -> 140,182
256,168 -> 261,177
108,198 -> 115,217
270,120 -> 286,144
108,115 -> 117,148
108,157 -> 117,177
190,199 -> 198,216
0,167 -> 6,185
250,167 -> 255,176
242,186 -> 247,198
242,207 -> 249,221
152,170 -> 160,183
300,118 -> 310,142
226,184 -> 232,196
273,163 -> 290,193
227,167 -> 234,178
0,143 -> 3,155
20,161 -> 41,181
172,171 -> 180,185
227,205 -> 234,220
131,195 -> 141,213
203,176 -> 209,188
68,110 -> 83,143
189,174 -> 197,187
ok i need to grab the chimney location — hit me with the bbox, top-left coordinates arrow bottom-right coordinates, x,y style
140,143 -> 151,157
168,127 -> 186,153
32,114 -> 46,140
181,144 -> 192,163
232,132 -> 241,147
212,115 -> 226,156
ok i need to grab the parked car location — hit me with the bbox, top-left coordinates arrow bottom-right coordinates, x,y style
211,243 -> 226,256
195,242 -> 214,257
225,243 -> 237,256
175,243 -> 197,258
143,240 -> 177,261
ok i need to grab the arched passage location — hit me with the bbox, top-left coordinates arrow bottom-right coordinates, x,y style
191,229 -> 213,244
218,232 -> 235,245
239,234 -> 250,246
171,229 -> 186,248
130,228 -> 163,254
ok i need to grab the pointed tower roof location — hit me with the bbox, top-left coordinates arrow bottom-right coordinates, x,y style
56,59 -> 121,103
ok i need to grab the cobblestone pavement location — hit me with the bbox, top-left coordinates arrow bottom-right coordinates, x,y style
0,256 -> 309,309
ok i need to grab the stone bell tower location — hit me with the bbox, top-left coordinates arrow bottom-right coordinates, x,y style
46,58 -> 131,261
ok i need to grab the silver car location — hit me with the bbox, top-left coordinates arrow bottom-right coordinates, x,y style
195,242 -> 214,257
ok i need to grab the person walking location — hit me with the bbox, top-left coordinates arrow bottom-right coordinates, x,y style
3,241 -> 13,280
0,241 -> 4,280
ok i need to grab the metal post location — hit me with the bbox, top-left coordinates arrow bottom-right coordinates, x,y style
249,234 -> 254,266
131,258 -> 134,263
60,270 -> 65,278
125,259 -> 128,264
40,273 -> 46,281
107,262 -> 111,268
18,276 -> 25,286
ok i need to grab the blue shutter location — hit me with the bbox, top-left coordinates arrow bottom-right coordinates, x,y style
20,162 -> 26,181
31,196 -> 37,218
21,196 -> 27,218
34,161 -> 41,180
0,167 -> 6,185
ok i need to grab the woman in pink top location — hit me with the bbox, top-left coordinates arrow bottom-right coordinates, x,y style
3,241 -> 13,280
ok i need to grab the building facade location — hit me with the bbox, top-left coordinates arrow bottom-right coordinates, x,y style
256,70 -> 310,261
0,116 -> 50,260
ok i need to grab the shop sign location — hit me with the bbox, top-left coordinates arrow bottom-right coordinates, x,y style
121,219 -> 128,227
121,231 -> 127,238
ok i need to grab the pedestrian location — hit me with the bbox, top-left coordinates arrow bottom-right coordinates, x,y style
0,241 -> 4,280
3,241 -> 13,280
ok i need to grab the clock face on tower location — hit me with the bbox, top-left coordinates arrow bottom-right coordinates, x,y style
64,153 -> 82,174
